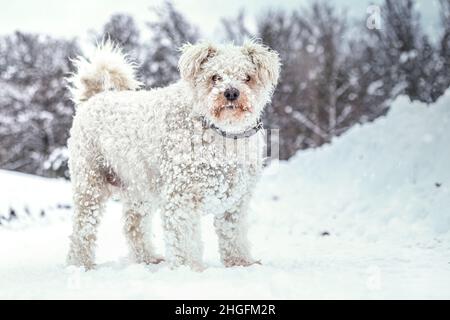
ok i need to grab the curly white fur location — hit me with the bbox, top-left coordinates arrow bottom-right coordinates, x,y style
66,40 -> 280,271
68,40 -> 142,105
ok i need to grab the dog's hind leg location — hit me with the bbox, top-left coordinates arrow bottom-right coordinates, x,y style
123,201 -> 164,265
67,158 -> 109,270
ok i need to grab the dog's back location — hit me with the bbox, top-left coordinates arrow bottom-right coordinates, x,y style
67,41 -> 193,197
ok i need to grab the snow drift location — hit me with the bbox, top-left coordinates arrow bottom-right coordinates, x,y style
0,91 -> 449,299
0,170 -> 72,225
256,90 -> 450,243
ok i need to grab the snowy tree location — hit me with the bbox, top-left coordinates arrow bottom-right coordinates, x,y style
434,0 -> 450,100
221,10 -> 252,44
0,32 -> 80,178
140,1 -> 199,88
364,0 -> 449,103
93,4 -> 199,89
94,13 -> 141,56
258,4 -> 367,157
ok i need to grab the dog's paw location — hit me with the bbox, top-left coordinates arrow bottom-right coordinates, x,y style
143,255 -> 165,265
190,261 -> 207,272
224,257 -> 262,268
169,260 -> 206,272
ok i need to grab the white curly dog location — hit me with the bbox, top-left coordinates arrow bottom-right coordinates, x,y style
66,40 -> 280,270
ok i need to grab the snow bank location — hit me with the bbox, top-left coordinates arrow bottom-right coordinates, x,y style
253,90 -> 450,244
0,170 -> 72,225
0,91 -> 449,299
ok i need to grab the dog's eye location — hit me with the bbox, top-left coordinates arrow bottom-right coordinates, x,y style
245,75 -> 251,82
212,74 -> 222,82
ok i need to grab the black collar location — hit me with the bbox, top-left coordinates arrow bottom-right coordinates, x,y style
200,116 -> 263,140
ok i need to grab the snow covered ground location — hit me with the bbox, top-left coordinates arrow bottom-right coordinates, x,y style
1,91 -> 450,299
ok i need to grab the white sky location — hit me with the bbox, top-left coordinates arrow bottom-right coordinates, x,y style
0,0 -> 441,42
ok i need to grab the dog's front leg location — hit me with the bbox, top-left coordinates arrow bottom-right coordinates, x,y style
161,200 -> 204,271
214,197 -> 259,267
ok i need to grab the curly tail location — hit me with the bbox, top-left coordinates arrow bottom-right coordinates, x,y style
67,41 -> 142,105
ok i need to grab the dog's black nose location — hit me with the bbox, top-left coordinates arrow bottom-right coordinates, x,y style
224,88 -> 240,101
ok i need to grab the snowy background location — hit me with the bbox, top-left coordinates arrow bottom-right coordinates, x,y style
1,0 -> 450,299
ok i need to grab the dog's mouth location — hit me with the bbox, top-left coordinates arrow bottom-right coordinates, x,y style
214,104 -> 252,120
224,104 -> 249,111
219,103 -> 252,112
211,92 -> 253,121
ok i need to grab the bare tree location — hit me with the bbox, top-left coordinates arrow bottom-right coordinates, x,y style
94,13 -> 141,55
221,10 -> 252,44
93,3 -> 199,90
0,32 -> 80,177
365,0 -> 445,103
435,0 -> 450,99
257,4 -> 362,157
140,1 -> 199,88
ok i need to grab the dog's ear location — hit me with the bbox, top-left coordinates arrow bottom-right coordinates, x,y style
242,40 -> 281,88
178,42 -> 217,82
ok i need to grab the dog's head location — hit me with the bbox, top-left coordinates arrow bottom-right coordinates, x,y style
178,40 -> 280,133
